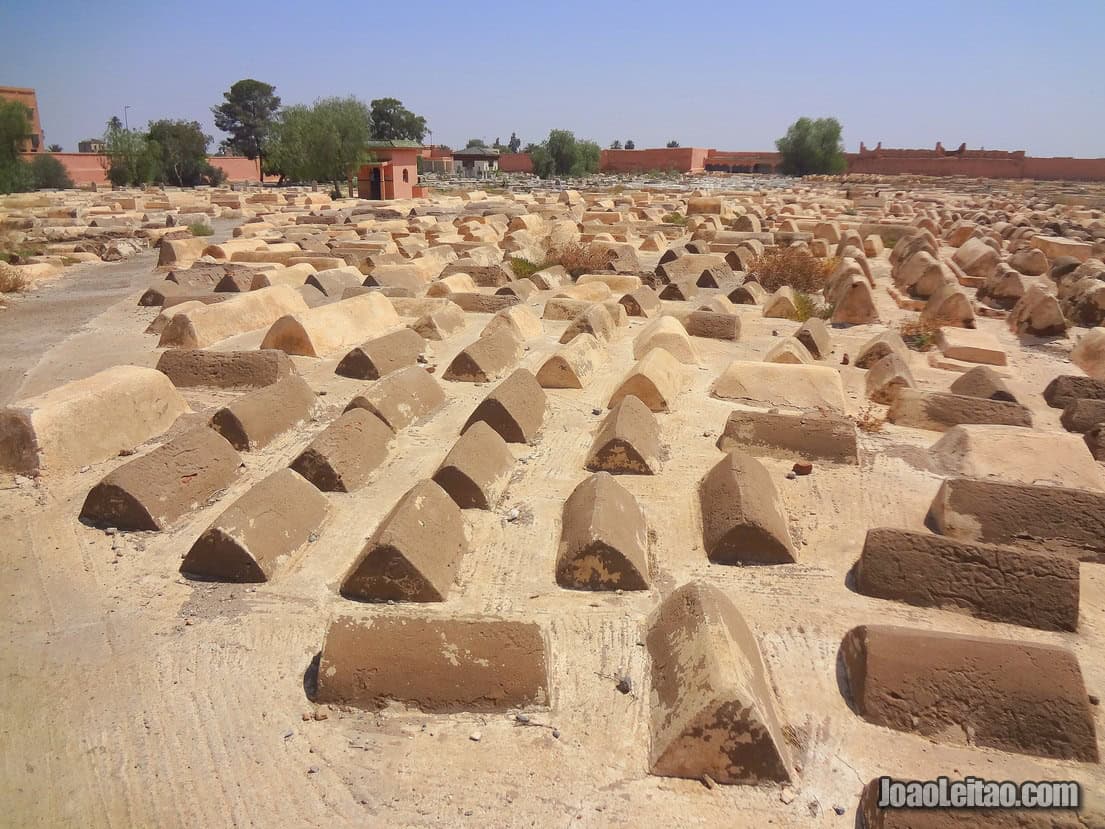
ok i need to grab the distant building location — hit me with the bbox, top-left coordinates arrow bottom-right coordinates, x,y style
357,140 -> 423,200
453,145 -> 500,177
78,139 -> 106,154
0,86 -> 45,153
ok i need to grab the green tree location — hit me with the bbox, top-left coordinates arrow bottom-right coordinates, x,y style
314,97 -> 374,194
0,99 -> 34,193
775,117 -> 846,175
265,104 -> 313,182
47,143 -> 63,153
507,132 -> 521,153
575,140 -> 601,176
268,97 -> 373,193
465,138 -> 487,149
146,119 -> 221,186
625,139 -> 635,149
29,154 -> 74,189
666,140 -> 680,148
610,139 -> 622,149
212,78 -> 281,174
526,130 -> 601,179
101,118 -> 157,186
369,97 -> 427,142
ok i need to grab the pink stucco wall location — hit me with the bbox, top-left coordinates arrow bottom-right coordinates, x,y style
19,153 -> 265,187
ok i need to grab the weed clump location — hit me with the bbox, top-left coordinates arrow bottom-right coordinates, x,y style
751,247 -> 836,294
897,317 -> 942,352
854,405 -> 886,433
791,292 -> 833,322
0,261 -> 30,293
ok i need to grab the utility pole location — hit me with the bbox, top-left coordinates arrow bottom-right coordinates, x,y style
123,105 -> 131,131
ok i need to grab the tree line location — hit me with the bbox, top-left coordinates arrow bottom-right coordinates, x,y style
1,78 -> 848,195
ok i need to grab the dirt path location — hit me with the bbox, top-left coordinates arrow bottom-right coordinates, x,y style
0,220 -> 235,405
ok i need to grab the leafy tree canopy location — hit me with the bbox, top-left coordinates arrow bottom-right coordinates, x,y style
212,78 -> 281,170
147,119 -> 221,186
528,129 -> 601,179
369,97 -> 427,142
775,116 -> 846,176
0,99 -> 32,165
266,96 -> 373,191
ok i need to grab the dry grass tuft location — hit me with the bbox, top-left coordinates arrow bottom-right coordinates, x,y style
542,242 -> 615,277
854,405 -> 886,433
896,317 -> 942,352
751,247 -> 837,293
0,261 -> 30,294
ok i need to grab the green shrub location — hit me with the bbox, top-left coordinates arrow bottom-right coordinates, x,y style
0,159 -> 34,194
662,212 -> 688,226
188,222 -> 214,237
29,154 -> 74,189
509,256 -> 542,279
791,292 -> 833,322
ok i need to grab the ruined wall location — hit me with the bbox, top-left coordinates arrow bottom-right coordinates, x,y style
499,153 -> 533,173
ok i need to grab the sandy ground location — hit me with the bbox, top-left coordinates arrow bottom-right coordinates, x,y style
2,244 -> 1104,828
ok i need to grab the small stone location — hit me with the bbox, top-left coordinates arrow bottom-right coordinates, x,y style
118,448 -> 136,457
771,329 -> 779,337
469,731 -> 482,742
308,532 -> 319,543
313,711 -> 328,721
506,508 -> 520,522
417,354 -> 428,364
785,471 -> 797,480
104,527 -> 117,536
302,712 -> 312,721
307,766 -> 320,775
552,729 -> 561,739
841,353 -> 850,365
426,365 -> 437,374
833,805 -> 845,816
615,676 -> 633,695
592,408 -> 602,416
792,461 -> 813,476
80,465 -> 90,473
514,713 -> 531,724
702,773 -> 716,790
1091,694 -> 1100,706
780,787 -> 796,805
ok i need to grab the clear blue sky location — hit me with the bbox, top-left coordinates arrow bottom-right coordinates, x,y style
2,0 -> 1102,157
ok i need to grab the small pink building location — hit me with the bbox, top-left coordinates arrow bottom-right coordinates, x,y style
357,141 -> 422,199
